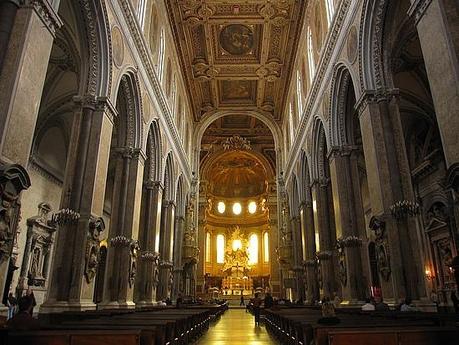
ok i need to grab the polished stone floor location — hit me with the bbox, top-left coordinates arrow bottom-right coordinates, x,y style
194,308 -> 278,345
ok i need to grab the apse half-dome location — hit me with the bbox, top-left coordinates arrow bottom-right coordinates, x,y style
206,150 -> 268,198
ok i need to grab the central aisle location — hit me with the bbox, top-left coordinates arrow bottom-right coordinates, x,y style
194,308 -> 278,345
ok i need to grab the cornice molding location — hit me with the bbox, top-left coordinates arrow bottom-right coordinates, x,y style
114,0 -> 191,185
284,0 -> 353,181
408,0 -> 433,25
24,0 -> 63,37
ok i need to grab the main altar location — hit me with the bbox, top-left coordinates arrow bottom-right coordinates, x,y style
221,227 -> 253,295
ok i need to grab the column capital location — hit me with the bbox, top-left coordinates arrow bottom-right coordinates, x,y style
175,215 -> 185,222
355,89 -> 400,117
299,200 -> 313,209
112,147 -> 143,160
328,145 -> 360,160
164,200 -> 176,208
23,0 -> 63,37
311,178 -> 330,189
408,0 -> 433,25
144,180 -> 164,191
73,96 -> 118,123
316,250 -> 334,261
303,259 -> 317,267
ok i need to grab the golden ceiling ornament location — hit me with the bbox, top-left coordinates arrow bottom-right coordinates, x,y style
192,61 -> 220,81
201,102 -> 215,113
197,4 -> 216,18
222,135 -> 252,151
259,4 -> 276,19
256,62 -> 281,81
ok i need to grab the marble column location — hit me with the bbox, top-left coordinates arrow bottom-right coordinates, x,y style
299,202 -> 320,303
290,216 -> 304,300
329,147 -> 366,303
41,97 -> 115,312
356,90 -> 427,303
408,0 -> 459,169
135,181 -> 163,307
157,201 -> 175,300
0,0 -> 19,71
172,215 -> 185,300
100,148 -> 144,309
311,179 -> 336,298
0,1 -> 62,166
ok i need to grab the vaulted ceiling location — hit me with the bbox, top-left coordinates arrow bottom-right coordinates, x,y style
166,0 -> 306,122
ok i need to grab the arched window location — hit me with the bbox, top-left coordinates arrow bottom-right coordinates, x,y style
288,102 -> 295,144
158,29 -> 166,80
171,74 -> 177,109
216,234 -> 225,264
248,234 -> 258,264
307,27 -> 315,83
206,232 -> 211,262
263,232 -> 269,262
137,0 -> 147,28
296,70 -> 303,118
325,0 -> 335,27
149,7 -> 158,51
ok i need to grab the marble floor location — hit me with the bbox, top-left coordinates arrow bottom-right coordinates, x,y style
193,308 -> 278,345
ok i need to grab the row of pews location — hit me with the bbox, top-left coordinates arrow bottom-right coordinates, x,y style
2,303 -> 228,345
263,306 -> 459,345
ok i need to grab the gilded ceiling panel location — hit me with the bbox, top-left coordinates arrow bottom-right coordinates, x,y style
165,0 -> 306,121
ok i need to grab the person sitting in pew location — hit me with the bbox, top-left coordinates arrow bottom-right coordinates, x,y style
264,293 -> 274,309
361,298 -> 376,311
318,297 -> 340,325
6,296 -> 41,331
400,298 -> 418,312
374,296 -> 390,311
176,293 -> 183,308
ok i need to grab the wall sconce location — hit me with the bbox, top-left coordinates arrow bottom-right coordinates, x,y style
425,268 -> 434,281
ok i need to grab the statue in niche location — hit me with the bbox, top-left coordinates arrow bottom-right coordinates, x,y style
369,216 -> 391,282
336,242 -> 347,286
128,240 -> 140,288
84,217 -> 104,284
29,247 -> 40,279
0,201 -> 14,262
168,270 -> 174,290
376,244 -> 391,282
317,261 -> 323,289
437,238 -> 454,283
153,265 -> 159,287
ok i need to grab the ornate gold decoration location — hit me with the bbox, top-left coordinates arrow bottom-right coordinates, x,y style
222,135 -> 251,151
222,226 -> 251,273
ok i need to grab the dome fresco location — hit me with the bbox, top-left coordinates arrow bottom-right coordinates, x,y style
205,151 -> 268,198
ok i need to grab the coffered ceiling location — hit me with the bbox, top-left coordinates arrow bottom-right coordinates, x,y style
165,0 -> 306,122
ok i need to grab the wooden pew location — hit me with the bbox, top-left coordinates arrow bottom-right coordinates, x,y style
263,307 -> 454,345
328,328 -> 459,345
7,329 -> 145,345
